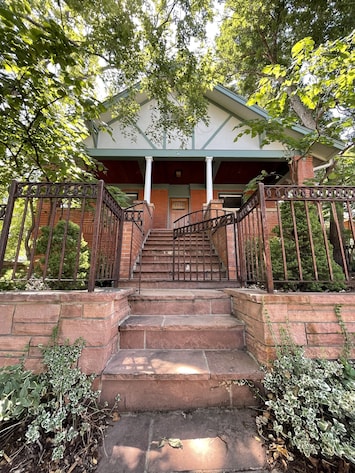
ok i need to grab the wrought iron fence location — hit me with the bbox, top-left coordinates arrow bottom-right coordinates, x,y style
173,208 -> 236,281
0,181 -> 124,291
236,183 -> 355,292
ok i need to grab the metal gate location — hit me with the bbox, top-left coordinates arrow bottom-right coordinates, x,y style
172,209 -> 237,282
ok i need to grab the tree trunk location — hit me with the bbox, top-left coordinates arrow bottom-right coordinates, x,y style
286,88 -> 318,130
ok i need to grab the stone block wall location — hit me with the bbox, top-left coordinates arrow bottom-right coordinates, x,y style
0,288 -> 133,374
226,288 -> 355,363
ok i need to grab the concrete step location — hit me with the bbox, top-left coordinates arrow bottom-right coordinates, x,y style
120,314 -> 245,350
128,289 -> 232,315
100,348 -> 263,410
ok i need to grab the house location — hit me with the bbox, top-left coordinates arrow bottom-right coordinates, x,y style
84,84 -> 344,228
0,86 -> 354,398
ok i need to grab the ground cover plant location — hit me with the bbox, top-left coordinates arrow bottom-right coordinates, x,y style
0,337 -> 117,472
256,322 -> 355,472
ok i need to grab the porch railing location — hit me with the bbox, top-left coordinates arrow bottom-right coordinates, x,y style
173,207 -> 236,281
0,180 -> 124,292
236,183 -> 355,292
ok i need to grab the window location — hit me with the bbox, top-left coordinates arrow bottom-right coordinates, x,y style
218,193 -> 242,209
125,192 -> 139,207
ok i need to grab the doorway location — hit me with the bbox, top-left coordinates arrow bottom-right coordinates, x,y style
169,198 -> 189,228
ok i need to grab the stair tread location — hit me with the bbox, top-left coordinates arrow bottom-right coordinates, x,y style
129,288 -> 230,299
102,349 -> 262,380
120,314 -> 244,330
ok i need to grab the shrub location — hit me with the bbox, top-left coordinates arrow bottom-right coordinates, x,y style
35,219 -> 90,289
257,346 -> 355,464
0,338 -> 103,465
270,201 -> 346,291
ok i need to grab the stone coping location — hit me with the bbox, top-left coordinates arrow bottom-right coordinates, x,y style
224,287 -> 355,304
0,287 -> 135,302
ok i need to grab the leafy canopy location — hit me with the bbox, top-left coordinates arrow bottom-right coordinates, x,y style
0,0 -> 215,187
216,0 -> 354,166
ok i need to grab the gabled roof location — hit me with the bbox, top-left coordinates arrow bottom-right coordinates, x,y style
85,84 -> 344,163
206,85 -> 345,162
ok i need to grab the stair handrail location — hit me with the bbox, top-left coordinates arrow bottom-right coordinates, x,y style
173,209 -> 235,238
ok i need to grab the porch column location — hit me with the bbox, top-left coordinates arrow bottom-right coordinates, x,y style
144,156 -> 153,203
205,156 -> 213,203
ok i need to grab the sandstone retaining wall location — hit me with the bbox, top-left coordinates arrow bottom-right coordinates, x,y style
226,288 -> 355,363
0,288 -> 134,374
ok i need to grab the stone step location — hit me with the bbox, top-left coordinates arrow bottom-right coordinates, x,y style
100,348 -> 263,410
128,289 -> 232,315
120,314 -> 245,350
142,243 -> 213,251
136,262 -> 224,272
131,272 -> 230,282
132,273 -> 227,282
118,280 -> 239,289
139,254 -> 221,261
145,235 -> 208,242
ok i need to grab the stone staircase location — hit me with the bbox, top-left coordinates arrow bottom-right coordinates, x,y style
131,229 -> 229,286
100,289 -> 263,411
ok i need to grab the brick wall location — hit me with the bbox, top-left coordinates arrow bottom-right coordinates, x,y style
120,202 -> 154,278
190,189 -> 206,213
0,289 -> 133,374
151,189 -> 168,228
226,288 -> 355,363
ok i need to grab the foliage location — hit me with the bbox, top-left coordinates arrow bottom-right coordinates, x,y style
257,346 -> 355,465
216,1 -> 354,181
269,201 -> 346,291
0,363 -> 43,423
35,219 -> 90,289
242,170 -> 268,202
216,0 -> 354,125
248,32 -> 355,142
106,185 -> 130,207
0,338 -> 106,466
0,0 -> 215,187
0,269 -> 27,291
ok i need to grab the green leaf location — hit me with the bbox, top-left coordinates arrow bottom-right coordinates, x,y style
168,438 -> 183,448
291,37 -> 315,58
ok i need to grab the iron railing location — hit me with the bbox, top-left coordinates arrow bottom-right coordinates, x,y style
0,181 -> 124,291
236,183 -> 355,292
173,207 -> 236,281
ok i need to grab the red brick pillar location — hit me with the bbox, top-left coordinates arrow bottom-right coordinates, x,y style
289,155 -> 314,184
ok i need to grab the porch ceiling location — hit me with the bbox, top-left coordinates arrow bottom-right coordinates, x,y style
97,158 -> 289,185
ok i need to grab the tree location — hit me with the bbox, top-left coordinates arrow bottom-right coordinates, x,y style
216,1 -> 354,179
0,0 -> 214,188
248,33 -> 355,148
216,0 -> 354,104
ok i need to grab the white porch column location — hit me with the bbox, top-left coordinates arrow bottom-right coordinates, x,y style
205,156 -> 213,203
144,156 -> 153,203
